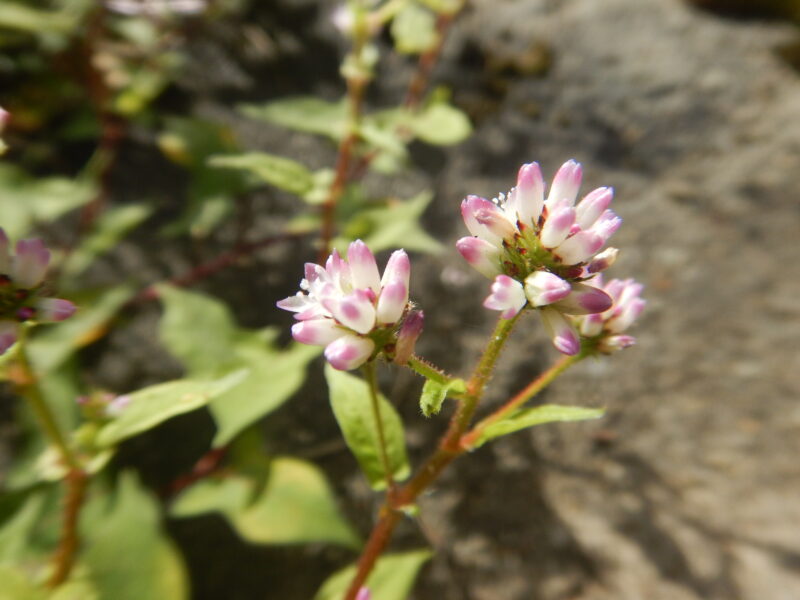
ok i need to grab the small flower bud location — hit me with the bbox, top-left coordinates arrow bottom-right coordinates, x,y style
394,310 -> 424,365
540,307 -> 581,356
546,159 -> 582,207
483,275 -> 527,319
523,271 -> 571,307
324,334 -> 375,371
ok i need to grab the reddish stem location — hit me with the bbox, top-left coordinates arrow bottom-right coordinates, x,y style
48,468 -> 88,588
403,13 -> 456,110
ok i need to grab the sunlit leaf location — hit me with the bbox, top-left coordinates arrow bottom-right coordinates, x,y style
340,191 -> 442,254
171,457 -> 360,548
157,286 -> 319,446
472,404 -> 605,448
314,550 -> 432,600
0,164 -> 95,240
419,378 -> 466,417
0,565 -> 45,600
410,102 -> 471,146
28,285 -> 134,374
209,152 -> 314,196
239,97 -> 347,140
391,2 -> 438,54
81,472 -> 188,600
0,492 -> 45,563
61,204 -> 153,279
95,371 -> 247,447
325,365 -> 410,490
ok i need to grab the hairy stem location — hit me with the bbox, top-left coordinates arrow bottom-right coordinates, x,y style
363,362 -> 396,493
405,355 -> 456,386
48,469 -> 88,588
15,331 -> 86,587
343,315 -> 517,599
460,353 -> 582,449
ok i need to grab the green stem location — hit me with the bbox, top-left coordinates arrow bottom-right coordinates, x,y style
363,362 -> 395,493
15,330 -> 79,471
460,352 -> 583,449
342,315 -> 518,599
405,355 -> 456,387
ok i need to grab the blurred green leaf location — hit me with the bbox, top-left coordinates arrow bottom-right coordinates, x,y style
419,378 -> 466,417
82,472 -> 188,600
340,191 -> 442,254
158,117 -> 245,238
0,164 -> 95,240
314,550 -> 432,600
472,404 -> 605,448
239,97 -> 347,140
0,565 -> 45,600
157,286 -> 319,446
325,365 -> 410,490
28,285 -> 134,374
410,102 -> 472,146
95,371 -> 247,447
391,2 -> 438,54
0,3 -> 76,35
209,152 -> 314,196
171,457 -> 360,548
61,204 -> 152,280
0,492 -> 45,564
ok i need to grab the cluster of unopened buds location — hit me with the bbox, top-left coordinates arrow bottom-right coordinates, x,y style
277,240 -> 422,371
279,159 -> 644,370
457,159 -> 644,355
0,229 -> 76,354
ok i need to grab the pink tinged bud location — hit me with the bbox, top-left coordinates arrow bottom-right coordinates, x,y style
277,292 -> 314,314
540,307 -> 580,356
324,334 -> 375,370
0,320 -> 18,355
13,238 -> 50,288
515,162 -> 545,226
291,319 -> 346,346
483,275 -> 527,319
0,228 -> 10,274
325,248 -> 351,287
36,298 -> 76,322
381,250 -> 410,290
547,160 -> 583,207
607,297 -> 646,333
523,271 -> 571,306
348,240 -> 381,294
394,310 -> 424,365
0,106 -> 8,131
456,237 -> 502,279
355,587 -> 371,600
580,312 -> 604,337
552,282 -> 613,315
589,210 -> 622,242
325,289 -> 376,334
376,280 -> 408,325
587,247 -> 619,273
553,230 -> 604,264
575,187 -> 613,229
461,196 -> 514,246
539,206 -> 576,248
106,394 -> 131,417
600,334 -> 637,352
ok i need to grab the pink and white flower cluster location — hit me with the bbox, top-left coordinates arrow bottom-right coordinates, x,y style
277,240 -> 412,371
0,229 -> 77,355
457,159 -> 642,355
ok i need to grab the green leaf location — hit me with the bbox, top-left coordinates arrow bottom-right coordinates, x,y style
324,365 -> 410,490
0,164 -> 95,240
0,565 -> 45,600
409,102 -> 472,146
28,285 -> 134,374
419,378 -> 466,417
473,404 -> 605,448
95,371 -> 246,447
208,152 -> 314,196
0,3 -> 77,35
239,97 -> 347,140
340,191 -> 442,254
61,204 -> 153,280
314,550 -> 432,600
157,286 -> 319,445
171,457 -> 360,548
391,3 -> 438,54
82,472 -> 188,600
0,492 -> 46,563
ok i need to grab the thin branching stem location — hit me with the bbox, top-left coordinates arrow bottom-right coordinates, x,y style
363,362 -> 396,494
